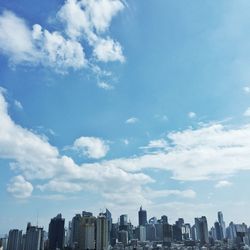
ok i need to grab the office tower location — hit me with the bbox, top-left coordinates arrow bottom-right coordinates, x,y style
191,225 -> 197,241
96,214 -> 109,250
218,211 -> 226,239
48,214 -> 65,250
119,215 -> 128,231
7,229 -> 22,250
155,223 -> 163,241
183,224 -> 191,240
139,226 -> 146,242
138,207 -> 147,226
173,224 -> 182,241
214,221 -> 222,240
118,230 -> 128,246
24,223 -> 44,250
104,209 -> 112,243
79,214 -> 96,250
163,224 -> 173,243
110,223 -> 119,247
195,216 -> 209,245
161,215 -> 168,224
70,214 -> 81,248
146,224 -> 156,241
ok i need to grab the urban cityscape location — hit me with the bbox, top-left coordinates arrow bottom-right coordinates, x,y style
1,207 -> 250,250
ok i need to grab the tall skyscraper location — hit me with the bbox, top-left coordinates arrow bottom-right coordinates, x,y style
119,214 -> 128,231
214,221 -> 222,240
7,229 -> 22,250
138,207 -> 147,226
79,213 -> 96,250
24,223 -> 44,250
48,214 -> 65,250
218,211 -> 226,239
96,214 -> 109,250
195,216 -> 209,245
104,209 -> 112,243
70,214 -> 81,248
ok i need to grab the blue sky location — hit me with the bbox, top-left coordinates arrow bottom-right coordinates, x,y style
1,0 -> 250,233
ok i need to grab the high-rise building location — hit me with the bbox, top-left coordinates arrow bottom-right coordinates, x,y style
163,224 -> 173,243
48,214 -> 65,250
7,229 -> 22,250
79,214 -> 96,250
0,236 -> 8,250
214,221 -> 222,240
119,215 -> 128,231
24,223 -> 44,250
96,214 -> 109,250
218,211 -> 226,239
138,207 -> 147,226
104,209 -> 112,243
118,230 -> 128,246
70,214 -> 81,248
195,216 -> 209,245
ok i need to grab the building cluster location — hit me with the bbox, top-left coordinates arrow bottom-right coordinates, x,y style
1,208 -> 250,250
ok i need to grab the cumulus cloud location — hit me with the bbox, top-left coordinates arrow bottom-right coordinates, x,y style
125,117 -> 139,124
7,175 -> 33,199
0,11 -> 86,72
72,136 -> 109,159
215,180 -> 232,188
57,0 -> 125,63
0,0 -> 125,71
93,38 -> 125,62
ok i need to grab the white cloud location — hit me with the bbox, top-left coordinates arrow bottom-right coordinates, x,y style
0,11 -> 86,72
97,81 -> 114,90
244,107 -> 250,117
0,11 -> 38,64
125,117 -> 139,124
188,112 -> 196,119
215,180 -> 232,188
14,100 -> 23,110
58,0 -> 125,63
73,136 -> 109,159
243,86 -> 250,93
7,175 -> 33,199
141,139 -> 169,152
93,38 -> 125,63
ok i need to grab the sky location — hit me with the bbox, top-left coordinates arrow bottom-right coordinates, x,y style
1,0 -> 250,234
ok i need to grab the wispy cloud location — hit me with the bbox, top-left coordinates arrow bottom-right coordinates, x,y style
14,100 -> 23,110
97,81 -> 114,90
188,111 -> 196,119
215,180 -> 232,188
125,117 -> 139,124
244,107 -> 250,117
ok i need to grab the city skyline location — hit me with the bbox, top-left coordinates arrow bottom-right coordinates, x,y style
1,0 -> 250,236
2,208 -> 250,249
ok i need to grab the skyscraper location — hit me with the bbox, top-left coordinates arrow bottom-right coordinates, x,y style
218,211 -> 226,239
78,214 -> 96,250
48,214 -> 65,250
119,214 -> 128,231
138,206 -> 147,226
24,223 -> 44,250
7,229 -> 22,250
96,214 -> 109,250
195,216 -> 209,245
70,214 -> 81,248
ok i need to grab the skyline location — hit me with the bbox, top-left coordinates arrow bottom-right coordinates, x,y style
1,0 -> 250,235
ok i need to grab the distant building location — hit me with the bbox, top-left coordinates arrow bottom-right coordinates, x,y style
70,214 -> 81,248
48,214 -> 65,250
218,211 -> 226,239
195,216 -> 209,245
96,214 -> 109,250
79,214 -> 96,250
24,223 -> 44,250
138,207 -> 147,226
118,230 -> 128,246
7,229 -> 22,250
